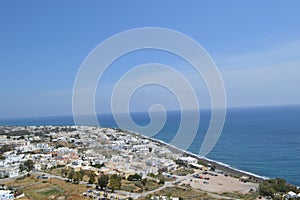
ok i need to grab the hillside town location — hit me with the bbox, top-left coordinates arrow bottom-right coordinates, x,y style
0,126 -> 298,200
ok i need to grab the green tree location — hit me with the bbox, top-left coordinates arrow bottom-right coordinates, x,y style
259,184 -> 275,198
73,172 -> 79,183
19,164 -> 25,172
127,173 -> 142,181
273,178 -> 287,192
78,170 -> 84,181
159,177 -> 165,185
141,178 -> 147,186
109,174 -> 122,192
88,173 -> 95,184
24,159 -> 34,171
68,170 -> 74,181
61,168 -> 68,177
98,174 -> 109,190
73,171 -> 83,184
0,144 -> 14,154
259,178 -> 300,197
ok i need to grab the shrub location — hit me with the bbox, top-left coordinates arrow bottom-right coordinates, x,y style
127,174 -> 142,181
259,178 -> 300,198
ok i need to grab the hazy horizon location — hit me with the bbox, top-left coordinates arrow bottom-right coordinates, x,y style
1,104 -> 299,120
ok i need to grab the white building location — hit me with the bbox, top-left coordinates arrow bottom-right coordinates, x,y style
34,163 -> 42,171
286,191 -> 297,199
36,143 -> 49,149
162,160 -> 177,171
15,143 -> 36,153
0,165 -> 19,178
0,190 -> 14,200
151,196 -> 179,200
178,156 -> 197,165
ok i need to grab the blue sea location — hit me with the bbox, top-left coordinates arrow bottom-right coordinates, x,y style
1,105 -> 300,186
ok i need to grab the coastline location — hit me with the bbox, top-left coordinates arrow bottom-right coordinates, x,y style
1,105 -> 299,187
0,124 -> 267,181
123,128 -> 268,182
1,125 -> 262,199
2,125 -> 300,199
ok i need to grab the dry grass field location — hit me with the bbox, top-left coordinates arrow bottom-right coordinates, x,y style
4,175 -> 89,200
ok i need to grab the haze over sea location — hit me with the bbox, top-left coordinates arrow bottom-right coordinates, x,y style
1,105 -> 299,186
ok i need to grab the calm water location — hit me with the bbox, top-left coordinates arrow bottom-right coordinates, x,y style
1,105 -> 300,186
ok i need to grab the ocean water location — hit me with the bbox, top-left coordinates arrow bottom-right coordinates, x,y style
1,105 -> 300,186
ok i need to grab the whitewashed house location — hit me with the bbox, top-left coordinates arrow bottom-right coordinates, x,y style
178,156 -> 197,165
0,190 -> 14,200
0,165 -> 19,178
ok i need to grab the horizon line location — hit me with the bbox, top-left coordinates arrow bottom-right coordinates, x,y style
0,103 -> 299,121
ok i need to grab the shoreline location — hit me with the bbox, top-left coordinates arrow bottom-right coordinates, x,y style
1,125 -> 267,182
123,128 -> 268,182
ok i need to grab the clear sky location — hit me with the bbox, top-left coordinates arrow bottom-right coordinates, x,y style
0,1 -> 300,118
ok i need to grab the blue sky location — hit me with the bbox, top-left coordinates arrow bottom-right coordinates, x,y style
0,1 -> 300,118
